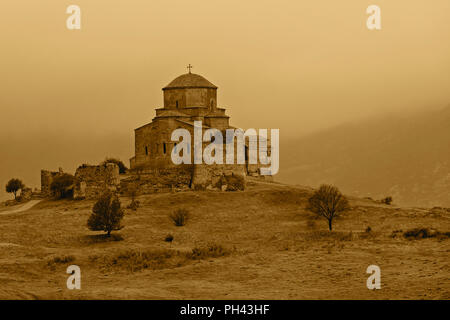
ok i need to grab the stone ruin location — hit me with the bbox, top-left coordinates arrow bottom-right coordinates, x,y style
73,163 -> 120,200
40,167 -> 65,197
41,164 -> 120,200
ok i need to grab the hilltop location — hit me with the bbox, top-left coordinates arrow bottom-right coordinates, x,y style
0,180 -> 448,299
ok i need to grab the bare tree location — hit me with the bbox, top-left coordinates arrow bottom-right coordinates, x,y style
307,184 -> 350,231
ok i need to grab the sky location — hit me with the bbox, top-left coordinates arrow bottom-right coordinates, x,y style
0,0 -> 449,197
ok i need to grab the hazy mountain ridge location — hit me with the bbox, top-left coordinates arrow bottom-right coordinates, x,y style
278,106 -> 450,207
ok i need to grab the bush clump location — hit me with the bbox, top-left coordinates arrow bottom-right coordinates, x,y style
101,158 -> 128,174
224,174 -> 245,191
47,255 -> 76,269
380,196 -> 393,205
102,243 -> 231,272
187,243 -> 231,260
127,200 -> 140,211
51,255 -> 76,264
169,208 -> 189,226
165,234 -> 174,243
402,228 -> 450,240
50,173 -> 75,199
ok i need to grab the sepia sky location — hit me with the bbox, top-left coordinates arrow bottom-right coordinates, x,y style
1,0 -> 449,136
0,0 -> 449,196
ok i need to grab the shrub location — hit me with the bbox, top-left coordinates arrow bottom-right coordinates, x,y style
47,255 -> 76,269
87,191 -> 124,237
106,249 -> 179,272
224,174 -> 245,191
403,228 -> 436,239
169,208 -> 189,226
5,178 -> 25,199
381,196 -> 393,205
101,158 -> 128,174
51,255 -> 76,264
186,243 -> 231,260
402,228 -> 450,240
50,173 -> 75,199
307,184 -> 350,231
100,243 -> 232,272
127,200 -> 140,211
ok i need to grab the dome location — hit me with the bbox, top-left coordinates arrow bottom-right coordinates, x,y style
163,73 -> 217,90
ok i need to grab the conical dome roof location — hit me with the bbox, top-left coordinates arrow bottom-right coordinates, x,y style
163,73 -> 217,90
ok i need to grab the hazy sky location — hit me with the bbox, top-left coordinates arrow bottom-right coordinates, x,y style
0,0 -> 449,197
1,0 -> 449,136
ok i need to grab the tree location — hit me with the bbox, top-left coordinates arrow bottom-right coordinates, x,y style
5,178 -> 25,199
307,184 -> 350,231
50,173 -> 75,199
381,196 -> 393,205
101,158 -> 128,174
87,191 -> 124,237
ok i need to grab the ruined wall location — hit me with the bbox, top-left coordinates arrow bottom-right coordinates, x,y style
73,163 -> 120,200
120,165 -> 192,195
191,163 -> 246,191
40,168 -> 64,197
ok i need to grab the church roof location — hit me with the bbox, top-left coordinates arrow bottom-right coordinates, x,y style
163,73 -> 217,90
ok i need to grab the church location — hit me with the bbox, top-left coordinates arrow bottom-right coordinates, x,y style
130,66 -> 232,170
128,67 -> 271,191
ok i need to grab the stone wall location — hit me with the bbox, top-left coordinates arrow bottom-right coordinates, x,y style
73,163 -> 120,200
191,163 -> 246,191
120,166 -> 192,195
122,163 -> 246,195
40,168 -> 64,197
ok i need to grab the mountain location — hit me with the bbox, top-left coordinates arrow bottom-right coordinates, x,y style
277,106 -> 450,207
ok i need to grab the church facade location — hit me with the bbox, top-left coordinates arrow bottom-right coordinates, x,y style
130,71 -> 231,170
128,70 -> 269,191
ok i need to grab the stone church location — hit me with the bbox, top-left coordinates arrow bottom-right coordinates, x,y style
127,69 -> 270,191
130,70 -> 230,170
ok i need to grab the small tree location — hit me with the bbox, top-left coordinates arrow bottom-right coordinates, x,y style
169,209 -> 189,226
381,196 -> 393,205
87,191 -> 124,237
307,184 -> 350,231
101,158 -> 128,174
50,173 -> 75,199
5,178 -> 25,199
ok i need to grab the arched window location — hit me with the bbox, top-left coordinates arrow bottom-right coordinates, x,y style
145,146 -> 148,155
176,100 -> 179,108
163,143 -> 167,154
210,99 -> 214,109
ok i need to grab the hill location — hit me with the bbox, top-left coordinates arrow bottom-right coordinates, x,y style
0,180 -> 448,299
277,106 -> 450,207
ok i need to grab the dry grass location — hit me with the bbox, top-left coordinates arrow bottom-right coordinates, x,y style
0,182 -> 448,300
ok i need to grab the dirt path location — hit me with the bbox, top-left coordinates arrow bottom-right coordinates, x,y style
0,200 -> 42,215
